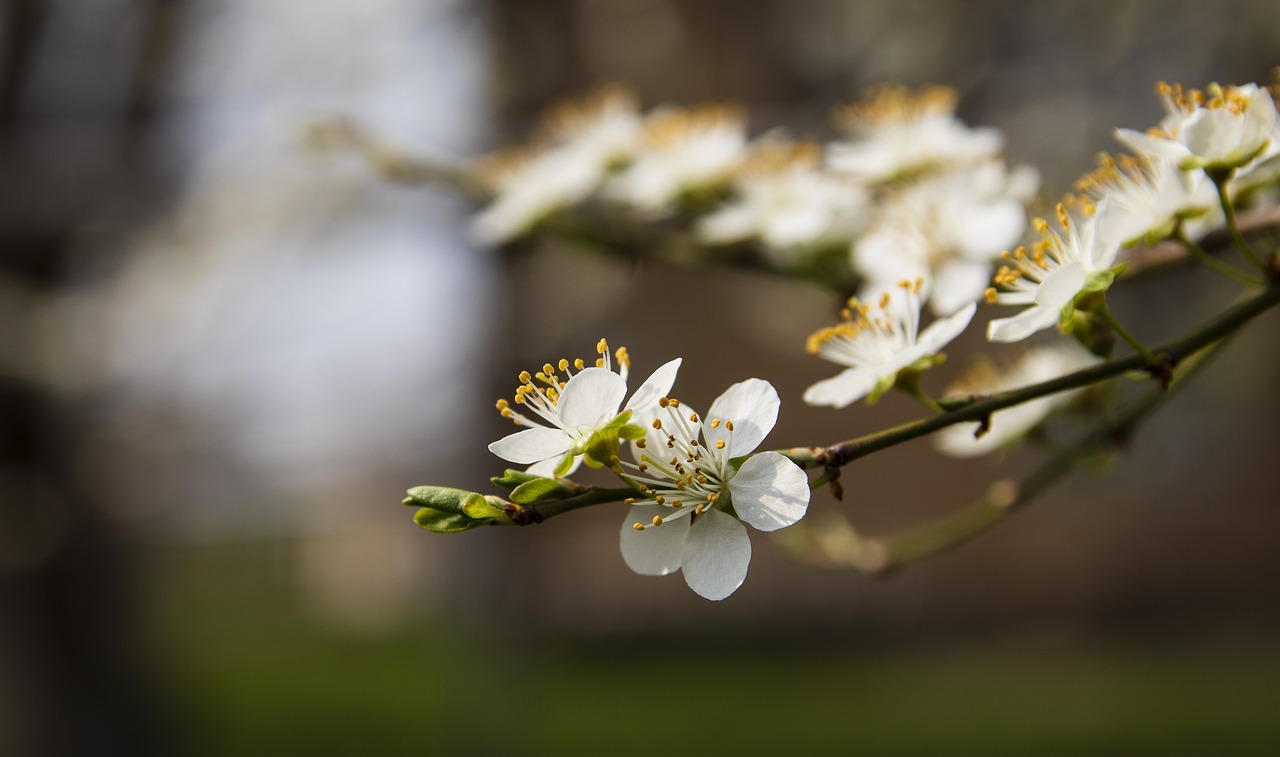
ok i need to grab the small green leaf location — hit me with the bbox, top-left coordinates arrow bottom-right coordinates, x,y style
413,507 -> 494,534
552,453 -> 575,477
490,469 -> 544,490
510,477 -> 572,504
404,485 -> 478,514
461,494 -> 509,520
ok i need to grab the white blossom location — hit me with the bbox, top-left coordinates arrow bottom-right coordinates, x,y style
853,161 -> 1036,316
470,87 -> 642,244
489,339 -> 679,476
697,140 -> 870,260
985,203 -> 1122,343
1116,82 -> 1277,172
616,379 -> 809,600
935,344 -> 1100,458
605,104 -> 748,214
827,85 -> 1004,184
804,281 -> 975,408
1069,153 -> 1216,248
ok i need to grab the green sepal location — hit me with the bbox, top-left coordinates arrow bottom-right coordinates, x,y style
413,506 -> 494,534
510,477 -> 573,505
490,469 -> 545,491
1060,304 -> 1116,359
552,453 -> 576,477
1079,265 -> 1125,297
582,410 -> 634,466
866,374 -> 897,405
618,423 -> 647,441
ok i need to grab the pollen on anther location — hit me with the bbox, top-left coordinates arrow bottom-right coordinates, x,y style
689,412 -> 699,422
636,439 -> 647,448
632,523 -> 645,531
652,419 -> 663,429
558,358 -> 569,371
725,421 -> 735,431
651,515 -> 663,527
518,370 -> 531,383
715,440 -> 726,449
658,397 -> 670,408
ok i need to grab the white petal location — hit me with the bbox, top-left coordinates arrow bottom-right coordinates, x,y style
681,509 -> 750,600
556,367 -> 627,428
986,305 -> 1058,343
526,454 -> 581,478
930,263 -> 989,317
1033,261 -> 1086,308
619,506 -> 687,576
704,378 -> 780,458
1114,128 -> 1188,163
729,452 -> 810,532
956,198 -> 1025,259
488,427 -> 573,465
625,358 -> 682,418
917,301 -> 976,352
802,367 -> 878,408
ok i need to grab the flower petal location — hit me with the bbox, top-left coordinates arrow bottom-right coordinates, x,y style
619,505 -> 687,576
624,358 -> 682,420
729,452 -> 810,532
917,301 -> 976,352
488,427 -> 573,464
802,367 -> 878,408
930,262 -> 990,317
704,378 -> 779,458
681,509 -> 750,600
526,453 -> 581,478
986,304 -> 1059,343
556,367 -> 627,428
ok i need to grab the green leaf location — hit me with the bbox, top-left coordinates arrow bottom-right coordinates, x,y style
553,453 -> 575,477
510,477 -> 572,504
403,485 -> 479,514
490,469 -> 544,490
461,494 -> 510,520
413,507 -> 494,534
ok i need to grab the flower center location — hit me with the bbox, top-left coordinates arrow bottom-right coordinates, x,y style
495,338 -> 630,427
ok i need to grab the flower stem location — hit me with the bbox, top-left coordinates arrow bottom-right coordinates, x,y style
1214,175 -> 1268,271
782,281 -> 1280,470
895,371 -> 945,414
1174,227 -> 1266,286
820,335 -> 1228,573
1092,296 -> 1161,367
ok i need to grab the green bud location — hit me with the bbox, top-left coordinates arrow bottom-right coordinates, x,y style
490,469 -> 546,491
510,477 -> 574,505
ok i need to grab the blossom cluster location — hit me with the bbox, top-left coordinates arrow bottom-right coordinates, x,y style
404,77 -> 1280,601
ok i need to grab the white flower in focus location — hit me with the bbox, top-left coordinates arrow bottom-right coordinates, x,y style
616,379 -> 809,600
697,139 -> 870,261
935,344 -> 1100,458
489,339 -> 680,476
804,281 -> 976,408
853,161 -> 1036,316
1115,82 -> 1277,171
985,203 -> 1122,344
605,104 -> 748,214
827,85 -> 1004,184
470,87 -> 642,245
1069,153 -> 1215,248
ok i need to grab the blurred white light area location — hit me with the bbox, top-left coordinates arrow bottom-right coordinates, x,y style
91,0 -> 491,534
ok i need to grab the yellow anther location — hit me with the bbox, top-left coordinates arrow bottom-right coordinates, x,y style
638,463 -> 648,472
658,397 -> 670,408
652,419 -> 663,429
668,399 -> 680,407
501,408 -> 514,419
595,358 -> 605,368
625,498 -> 636,505
715,440 -> 726,450
651,515 -> 663,527
689,413 -> 699,422
655,495 -> 665,504
984,287 -> 998,303
574,358 -> 585,370
636,438 -> 647,448
518,370 -> 531,383
633,523 -> 645,531
694,504 -> 705,514
542,363 -> 554,376
609,455 -> 620,462
597,338 -> 608,355
710,419 -> 721,429
558,358 -> 569,371
495,399 -> 509,410
725,421 -> 734,431
1033,217 -> 1048,234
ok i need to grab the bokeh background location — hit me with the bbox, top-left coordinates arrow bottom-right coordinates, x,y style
3,1 -> 1280,754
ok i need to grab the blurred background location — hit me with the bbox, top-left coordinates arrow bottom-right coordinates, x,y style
2,0 -> 1279,754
